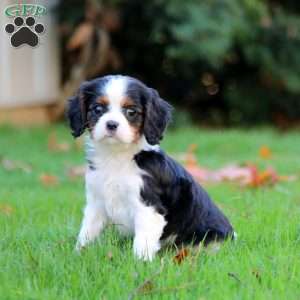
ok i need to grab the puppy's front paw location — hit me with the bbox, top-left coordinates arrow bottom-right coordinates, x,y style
75,233 -> 90,252
75,240 -> 85,253
133,238 -> 160,261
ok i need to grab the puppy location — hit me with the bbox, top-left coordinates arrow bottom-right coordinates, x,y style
68,75 -> 234,261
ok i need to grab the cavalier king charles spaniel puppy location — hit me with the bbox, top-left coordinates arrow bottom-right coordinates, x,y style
68,75 -> 235,261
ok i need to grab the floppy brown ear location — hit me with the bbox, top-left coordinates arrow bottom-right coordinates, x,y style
143,88 -> 173,145
67,82 -> 90,138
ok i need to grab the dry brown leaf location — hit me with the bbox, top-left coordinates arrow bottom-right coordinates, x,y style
174,248 -> 189,264
67,165 -> 86,179
107,251 -> 113,260
138,280 -> 154,294
185,144 -> 199,167
39,174 -> 59,186
259,146 -> 272,159
186,165 -> 212,182
48,132 -> 71,153
1,158 -> 32,173
248,166 -> 278,188
74,137 -> 85,151
0,203 -> 14,216
181,144 -> 296,187
278,175 -> 297,182
187,162 -> 296,187
186,163 -> 253,185
67,22 -> 94,50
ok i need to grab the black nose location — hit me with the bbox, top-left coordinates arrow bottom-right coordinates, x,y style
106,120 -> 119,131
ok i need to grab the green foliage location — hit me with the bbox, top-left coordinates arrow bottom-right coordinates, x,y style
161,0 -> 248,67
55,0 -> 85,26
57,0 -> 300,124
153,0 -> 300,123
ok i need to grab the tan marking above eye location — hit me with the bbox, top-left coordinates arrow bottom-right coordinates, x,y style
97,96 -> 109,105
121,97 -> 135,108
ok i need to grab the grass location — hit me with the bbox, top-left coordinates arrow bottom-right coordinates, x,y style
0,124 -> 299,300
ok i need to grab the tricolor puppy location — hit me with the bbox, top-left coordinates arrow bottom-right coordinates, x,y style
68,75 -> 234,261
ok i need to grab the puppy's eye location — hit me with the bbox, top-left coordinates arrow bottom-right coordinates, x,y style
125,108 -> 138,119
94,105 -> 103,114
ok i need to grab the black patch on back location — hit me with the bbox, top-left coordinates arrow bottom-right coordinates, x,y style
134,150 -> 234,245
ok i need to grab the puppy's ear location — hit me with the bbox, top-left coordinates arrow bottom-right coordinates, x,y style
144,88 -> 173,145
67,82 -> 89,138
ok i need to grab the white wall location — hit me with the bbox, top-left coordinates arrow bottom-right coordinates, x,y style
0,0 -> 61,108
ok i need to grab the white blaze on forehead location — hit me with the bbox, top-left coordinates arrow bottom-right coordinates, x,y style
104,76 -> 128,107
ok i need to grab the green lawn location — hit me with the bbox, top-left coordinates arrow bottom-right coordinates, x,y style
0,125 -> 299,300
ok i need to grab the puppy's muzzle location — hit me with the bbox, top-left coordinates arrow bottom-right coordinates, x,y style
106,120 -> 119,132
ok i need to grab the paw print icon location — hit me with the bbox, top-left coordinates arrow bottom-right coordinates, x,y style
5,16 -> 45,48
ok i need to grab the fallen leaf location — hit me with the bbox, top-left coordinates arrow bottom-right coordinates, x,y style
0,203 -> 14,216
39,174 -> 59,186
138,280 -> 154,294
186,165 -> 212,182
107,251 -> 113,260
1,158 -> 32,173
185,144 -> 199,167
248,166 -> 279,187
214,165 -> 253,185
67,165 -> 86,179
174,248 -> 189,264
48,132 -> 71,153
181,144 -> 296,187
186,163 -> 254,186
278,175 -> 297,182
128,264 -> 164,300
74,137 -> 84,151
259,146 -> 272,159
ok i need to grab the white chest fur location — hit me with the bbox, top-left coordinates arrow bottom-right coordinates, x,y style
85,141 -> 145,235
77,137 -> 167,260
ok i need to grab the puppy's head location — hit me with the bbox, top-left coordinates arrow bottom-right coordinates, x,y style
67,75 -> 172,145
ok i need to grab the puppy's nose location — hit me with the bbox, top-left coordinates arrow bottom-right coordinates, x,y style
106,120 -> 119,131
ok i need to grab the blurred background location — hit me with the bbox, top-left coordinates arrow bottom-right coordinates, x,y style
1,0 -> 300,128
2,3 -> 300,298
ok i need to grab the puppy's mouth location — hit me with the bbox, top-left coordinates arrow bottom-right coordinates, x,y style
105,132 -> 116,138
103,131 -> 121,143
105,128 -> 120,137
